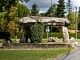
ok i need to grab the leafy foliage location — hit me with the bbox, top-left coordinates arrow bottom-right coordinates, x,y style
0,0 -> 18,12
0,0 -> 18,32
0,12 -> 6,31
46,3 -> 57,17
66,0 -> 72,14
18,3 -> 30,17
29,22 -> 44,43
56,0 -> 66,18
2,6 -> 19,33
8,17 -> 20,34
0,0 -> 30,34
67,12 -> 76,29
78,7 -> 80,30
8,6 -> 18,21
31,3 -> 39,16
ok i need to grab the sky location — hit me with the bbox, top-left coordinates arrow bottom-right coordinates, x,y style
23,0 -> 80,13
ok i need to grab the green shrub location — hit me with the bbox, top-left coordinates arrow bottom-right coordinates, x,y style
29,22 -> 44,43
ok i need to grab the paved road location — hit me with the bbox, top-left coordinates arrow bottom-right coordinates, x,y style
59,45 -> 80,60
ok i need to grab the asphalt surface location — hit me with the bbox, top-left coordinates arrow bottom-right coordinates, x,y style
59,45 -> 80,60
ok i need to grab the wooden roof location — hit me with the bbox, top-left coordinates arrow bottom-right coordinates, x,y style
20,16 -> 70,26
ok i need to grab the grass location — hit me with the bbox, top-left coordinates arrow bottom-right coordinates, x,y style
0,39 -> 4,43
43,32 -> 80,39
11,32 -> 80,39
0,48 -> 72,60
43,32 -> 63,38
0,39 -> 48,43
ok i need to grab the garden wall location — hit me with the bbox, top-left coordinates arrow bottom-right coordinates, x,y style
2,43 -> 70,49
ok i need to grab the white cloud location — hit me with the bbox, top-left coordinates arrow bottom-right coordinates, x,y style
71,0 -> 80,7
39,10 -> 45,14
24,0 -> 80,13
25,0 -> 58,11
26,0 -> 58,8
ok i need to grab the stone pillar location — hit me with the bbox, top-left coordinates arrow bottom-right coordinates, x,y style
62,26 -> 70,43
20,30 -> 26,43
25,26 -> 30,43
20,26 -> 30,43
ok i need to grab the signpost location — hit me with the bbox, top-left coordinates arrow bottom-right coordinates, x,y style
46,26 -> 50,39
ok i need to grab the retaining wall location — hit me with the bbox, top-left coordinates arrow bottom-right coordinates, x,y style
2,43 -> 70,49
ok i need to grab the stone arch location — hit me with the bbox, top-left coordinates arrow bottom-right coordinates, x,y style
19,16 -> 70,43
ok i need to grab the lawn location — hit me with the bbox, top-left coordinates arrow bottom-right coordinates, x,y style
0,48 -> 72,60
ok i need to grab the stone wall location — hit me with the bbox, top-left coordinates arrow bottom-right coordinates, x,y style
2,43 -> 69,49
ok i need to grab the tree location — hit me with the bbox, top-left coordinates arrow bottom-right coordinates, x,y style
78,7 -> 80,30
66,0 -> 72,23
0,0 -> 30,40
2,6 -> 19,32
0,12 -> 6,31
0,0 -> 30,12
0,0 -> 30,31
67,12 -> 76,29
18,3 -> 30,17
56,0 -> 65,18
46,3 -> 57,17
17,3 -> 30,40
31,3 -> 39,16
8,17 -> 20,34
66,0 -> 72,14
0,0 -> 18,12
0,0 -> 18,32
